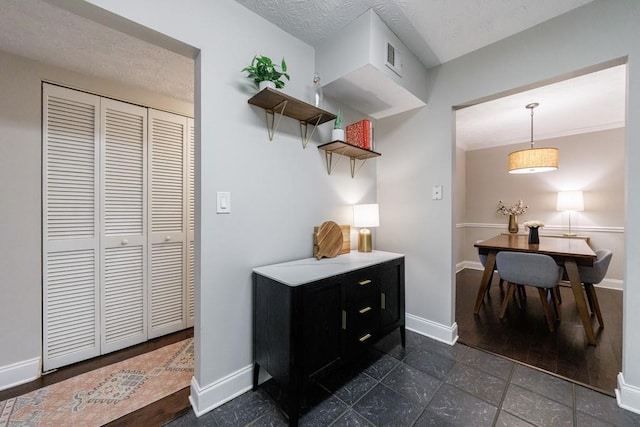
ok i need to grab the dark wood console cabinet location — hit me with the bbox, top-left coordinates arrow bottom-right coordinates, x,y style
252,251 -> 405,426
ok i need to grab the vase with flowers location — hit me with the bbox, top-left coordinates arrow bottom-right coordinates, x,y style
524,220 -> 544,244
497,200 -> 529,233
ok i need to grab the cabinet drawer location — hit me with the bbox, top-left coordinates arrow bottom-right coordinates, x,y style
345,274 -> 379,307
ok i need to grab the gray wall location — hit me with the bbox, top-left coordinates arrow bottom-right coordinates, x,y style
0,49 -> 192,370
462,128 -> 625,284
376,0 -> 640,410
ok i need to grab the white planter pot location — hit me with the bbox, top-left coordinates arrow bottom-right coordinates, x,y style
259,81 -> 276,91
331,129 -> 345,142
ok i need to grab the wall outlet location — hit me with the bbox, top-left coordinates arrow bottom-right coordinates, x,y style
432,185 -> 442,200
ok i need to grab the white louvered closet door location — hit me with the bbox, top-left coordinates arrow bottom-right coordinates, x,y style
43,84 -> 101,371
100,99 -> 148,354
186,118 -> 195,327
148,109 -> 188,338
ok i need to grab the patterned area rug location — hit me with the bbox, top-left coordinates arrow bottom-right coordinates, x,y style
0,338 -> 193,426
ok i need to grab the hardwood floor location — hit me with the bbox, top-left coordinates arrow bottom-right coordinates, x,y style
0,328 -> 194,425
456,268 -> 622,396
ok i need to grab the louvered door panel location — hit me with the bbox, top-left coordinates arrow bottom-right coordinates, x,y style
100,99 -> 148,353
148,109 -> 187,338
43,84 -> 100,370
186,118 -> 195,326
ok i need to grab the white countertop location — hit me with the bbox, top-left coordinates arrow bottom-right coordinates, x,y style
252,250 -> 404,287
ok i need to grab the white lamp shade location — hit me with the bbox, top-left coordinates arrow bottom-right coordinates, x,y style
556,190 -> 584,212
353,204 -> 379,228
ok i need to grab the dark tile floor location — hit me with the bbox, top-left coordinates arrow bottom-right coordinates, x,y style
166,330 -> 640,426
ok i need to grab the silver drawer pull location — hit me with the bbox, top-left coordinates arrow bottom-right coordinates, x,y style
342,310 -> 346,330
359,279 -> 372,286
359,333 -> 372,342
359,306 -> 372,314
381,293 -> 386,309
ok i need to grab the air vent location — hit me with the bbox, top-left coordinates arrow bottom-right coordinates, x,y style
385,42 -> 402,77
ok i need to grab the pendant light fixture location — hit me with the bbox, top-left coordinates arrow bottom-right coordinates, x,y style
508,103 -> 559,174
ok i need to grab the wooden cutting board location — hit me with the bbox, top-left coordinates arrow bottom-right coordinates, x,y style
314,221 -> 343,259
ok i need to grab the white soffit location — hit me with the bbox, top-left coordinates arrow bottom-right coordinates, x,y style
322,64 -> 426,119
456,64 -> 627,151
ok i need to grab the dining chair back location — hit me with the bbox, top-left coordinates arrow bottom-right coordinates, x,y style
577,249 -> 612,327
496,251 -> 564,331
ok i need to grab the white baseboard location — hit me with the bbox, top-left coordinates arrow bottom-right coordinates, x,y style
189,365 -> 253,417
0,357 -> 40,392
616,373 -> 640,414
405,313 -> 458,345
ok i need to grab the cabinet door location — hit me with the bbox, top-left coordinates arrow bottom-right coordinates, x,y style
301,280 -> 342,377
100,99 -> 148,354
380,259 -> 405,333
43,84 -> 101,371
148,109 -> 188,338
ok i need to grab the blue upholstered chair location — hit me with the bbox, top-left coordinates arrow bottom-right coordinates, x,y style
578,249 -> 612,327
496,251 -> 563,332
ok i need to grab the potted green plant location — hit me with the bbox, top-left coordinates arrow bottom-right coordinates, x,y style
242,55 -> 290,90
331,110 -> 344,141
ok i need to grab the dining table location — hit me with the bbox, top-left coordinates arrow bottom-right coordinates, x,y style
474,234 -> 598,345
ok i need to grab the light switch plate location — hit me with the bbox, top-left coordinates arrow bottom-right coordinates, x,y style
432,185 -> 442,200
217,192 -> 230,214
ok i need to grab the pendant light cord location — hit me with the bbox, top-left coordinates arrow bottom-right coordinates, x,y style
526,102 -> 539,149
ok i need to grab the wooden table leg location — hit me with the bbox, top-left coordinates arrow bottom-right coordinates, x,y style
474,251 -> 496,314
565,259 -> 597,345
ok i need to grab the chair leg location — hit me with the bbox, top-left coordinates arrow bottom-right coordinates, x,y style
516,285 -> 526,308
499,283 -> 517,319
554,286 -> 562,304
537,288 -> 556,332
498,278 -> 504,293
584,283 -> 604,327
550,287 -> 561,321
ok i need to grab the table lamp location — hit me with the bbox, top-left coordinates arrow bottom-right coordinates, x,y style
556,190 -> 584,236
353,204 -> 379,252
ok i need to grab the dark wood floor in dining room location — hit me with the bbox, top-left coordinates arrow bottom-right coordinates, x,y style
456,268 -> 622,396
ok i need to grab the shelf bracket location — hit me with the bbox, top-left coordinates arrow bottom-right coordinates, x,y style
324,146 -> 349,175
300,114 -> 323,149
264,100 -> 288,141
350,158 -> 368,178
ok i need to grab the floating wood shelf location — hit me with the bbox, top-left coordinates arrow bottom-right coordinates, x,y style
318,140 -> 381,178
248,88 -> 336,148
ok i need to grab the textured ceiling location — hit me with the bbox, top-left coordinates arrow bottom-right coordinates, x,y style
234,0 -> 594,69
1,0 -> 619,150
0,0 -> 194,102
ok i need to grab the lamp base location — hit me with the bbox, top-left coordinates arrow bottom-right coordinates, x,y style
358,228 -> 372,252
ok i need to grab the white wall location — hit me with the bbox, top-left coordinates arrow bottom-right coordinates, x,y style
377,0 -> 640,412
0,48 -> 192,388
59,0 -> 377,414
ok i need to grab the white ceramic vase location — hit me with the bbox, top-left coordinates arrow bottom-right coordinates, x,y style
259,81 -> 276,91
331,128 -> 345,142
